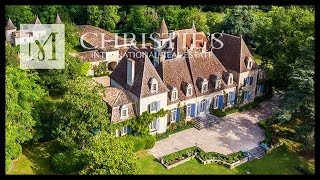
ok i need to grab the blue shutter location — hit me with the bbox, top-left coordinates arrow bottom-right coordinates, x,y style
176,108 -> 181,121
249,76 -> 254,85
205,98 -> 210,114
156,119 -> 160,130
244,78 -> 247,86
218,95 -> 224,109
127,126 -> 131,134
191,103 -> 195,117
156,101 -> 161,111
261,84 -> 265,93
231,92 -> 236,105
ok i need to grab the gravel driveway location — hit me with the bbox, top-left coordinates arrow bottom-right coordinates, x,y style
149,95 -> 279,158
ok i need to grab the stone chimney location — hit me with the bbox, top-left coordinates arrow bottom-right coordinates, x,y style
126,58 -> 135,86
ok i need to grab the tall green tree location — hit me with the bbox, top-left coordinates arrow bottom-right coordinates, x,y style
5,5 -> 34,26
54,78 -> 109,149
101,5 -> 121,31
81,131 -> 140,175
30,5 -> 60,23
5,42 -> 19,67
6,66 -> 47,170
87,6 -> 103,27
221,5 -> 259,46
255,6 -> 314,90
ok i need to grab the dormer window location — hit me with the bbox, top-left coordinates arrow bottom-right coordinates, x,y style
201,79 -> 208,93
258,69 -> 264,80
120,105 -> 129,119
246,57 -> 253,69
150,78 -> 158,93
171,87 -> 178,101
215,77 -> 221,89
186,84 -> 193,97
228,73 -> 234,86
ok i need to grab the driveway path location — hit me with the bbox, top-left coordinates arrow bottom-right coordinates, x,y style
149,95 -> 280,158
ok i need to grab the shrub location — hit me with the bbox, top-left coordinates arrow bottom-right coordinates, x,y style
212,109 -> 227,117
52,149 -> 86,174
169,123 -> 178,131
258,119 -> 267,129
144,135 -> 156,149
162,146 -> 198,165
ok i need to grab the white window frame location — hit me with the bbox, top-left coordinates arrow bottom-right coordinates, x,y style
200,99 -> 206,113
120,125 -> 127,136
171,108 -> 177,122
120,105 -> 129,119
149,119 -> 157,130
227,92 -> 232,105
201,79 -> 208,93
171,88 -> 178,101
150,78 -> 158,93
215,79 -> 221,89
150,101 -> 158,112
186,104 -> 191,117
228,74 -> 233,85
213,96 -> 219,109
186,84 -> 193,97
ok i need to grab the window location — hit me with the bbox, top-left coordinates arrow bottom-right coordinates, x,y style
213,96 -> 219,109
171,108 -> 177,122
227,92 -> 232,105
120,105 -> 128,119
200,99 -> 206,113
258,69 -> 263,80
120,126 -> 127,136
248,61 -> 252,68
246,57 -> 252,68
228,74 -> 233,85
186,84 -> 192,97
186,104 -> 191,117
150,101 -> 158,112
243,90 -> 251,101
149,119 -> 157,130
215,77 -> 221,89
201,79 -> 208,93
171,88 -> 178,101
150,78 -> 158,93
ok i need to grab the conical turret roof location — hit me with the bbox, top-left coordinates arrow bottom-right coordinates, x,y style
156,18 -> 169,39
55,13 -> 62,24
6,18 -> 17,30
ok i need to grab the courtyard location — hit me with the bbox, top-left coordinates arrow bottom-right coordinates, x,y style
149,95 -> 280,158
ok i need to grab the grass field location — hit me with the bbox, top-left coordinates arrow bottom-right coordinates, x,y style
137,141 -> 314,175
7,138 -> 314,175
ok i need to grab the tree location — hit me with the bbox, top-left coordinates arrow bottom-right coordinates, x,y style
87,6 -> 103,27
221,5 -> 259,46
6,66 -> 47,170
5,5 -> 34,26
54,77 -> 110,149
273,37 -> 314,150
81,131 -> 140,175
101,5 -> 121,31
255,6 -> 314,90
30,5 -> 60,23
125,6 -> 159,39
5,42 -> 19,67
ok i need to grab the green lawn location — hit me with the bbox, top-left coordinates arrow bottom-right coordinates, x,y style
7,141 -> 63,175
8,139 -> 313,175
137,142 -> 314,175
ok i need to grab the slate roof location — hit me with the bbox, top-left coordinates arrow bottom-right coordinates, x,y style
77,25 -> 127,50
156,56 -> 196,104
212,33 -> 259,73
74,50 -> 104,62
30,16 -> 46,31
109,48 -> 169,98
103,87 -> 136,123
6,18 -> 16,30
55,14 -> 62,24
156,18 -> 169,39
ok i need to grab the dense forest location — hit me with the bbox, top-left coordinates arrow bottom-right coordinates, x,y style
5,5 -> 314,174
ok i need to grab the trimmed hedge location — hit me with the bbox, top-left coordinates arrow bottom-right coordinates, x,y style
123,135 -> 155,152
52,149 -> 86,174
162,146 -> 198,166
156,120 -> 194,141
161,146 -> 245,166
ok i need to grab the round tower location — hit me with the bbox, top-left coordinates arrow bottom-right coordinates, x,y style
5,18 -> 17,42
154,18 -> 170,48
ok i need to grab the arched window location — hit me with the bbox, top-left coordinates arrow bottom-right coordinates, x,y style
186,84 -> 193,97
228,73 -> 234,85
215,76 -> 221,89
171,87 -> 178,101
120,105 -> 129,119
201,78 -> 208,93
